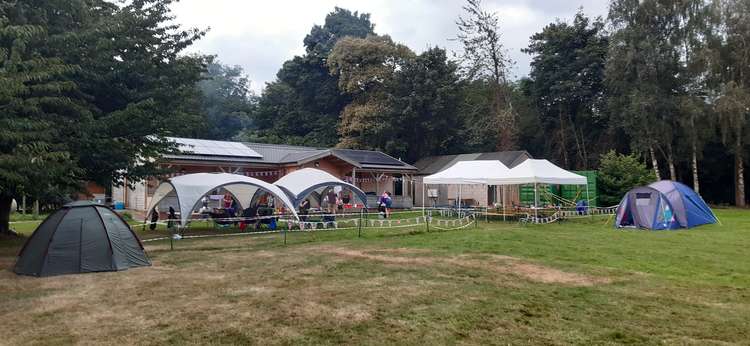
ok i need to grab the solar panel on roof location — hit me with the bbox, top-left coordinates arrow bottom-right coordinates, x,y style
336,150 -> 405,166
172,138 -> 263,158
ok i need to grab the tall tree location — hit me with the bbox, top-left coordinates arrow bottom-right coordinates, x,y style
715,83 -> 749,206
708,0 -> 750,206
606,0 -> 685,180
198,60 -> 256,140
327,35 -> 414,150
0,0 -> 208,233
245,8 -> 374,146
383,47 -> 464,162
524,11 -> 609,169
0,8 -> 84,233
455,0 -> 518,151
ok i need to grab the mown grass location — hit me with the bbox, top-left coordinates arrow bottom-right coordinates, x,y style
0,209 -> 748,345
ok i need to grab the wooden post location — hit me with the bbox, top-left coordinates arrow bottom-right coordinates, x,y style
358,208 -> 362,238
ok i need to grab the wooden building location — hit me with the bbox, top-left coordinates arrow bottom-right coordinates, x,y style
112,137 -> 417,211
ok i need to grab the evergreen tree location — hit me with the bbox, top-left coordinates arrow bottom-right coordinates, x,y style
244,8 -> 374,146
524,11 -> 609,169
198,60 -> 256,140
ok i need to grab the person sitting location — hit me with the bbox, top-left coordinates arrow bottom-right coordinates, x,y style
575,199 -> 588,215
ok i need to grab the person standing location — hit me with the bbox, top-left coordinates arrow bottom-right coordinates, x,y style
167,206 -> 177,230
149,206 -> 159,231
326,189 -> 337,216
222,193 -> 233,209
385,191 -> 393,218
299,199 -> 310,222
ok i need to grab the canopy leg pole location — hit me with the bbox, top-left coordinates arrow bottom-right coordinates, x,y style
585,184 -> 591,217
459,185 -> 462,218
502,186 -> 506,222
534,183 -> 539,221
485,185 -> 489,223
422,182 -> 426,217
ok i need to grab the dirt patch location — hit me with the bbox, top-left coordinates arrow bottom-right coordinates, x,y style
316,246 -> 610,287
506,262 -> 610,285
314,246 -> 438,266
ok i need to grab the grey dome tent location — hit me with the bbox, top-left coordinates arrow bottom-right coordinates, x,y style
614,186 -> 680,230
14,201 -> 151,277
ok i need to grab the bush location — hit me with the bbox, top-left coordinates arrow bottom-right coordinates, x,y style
120,212 -> 134,222
598,150 -> 655,206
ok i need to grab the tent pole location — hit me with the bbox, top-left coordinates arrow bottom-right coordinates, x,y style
502,186 -> 506,222
585,184 -> 591,217
534,183 -> 538,221
458,184 -> 462,217
422,182 -> 426,217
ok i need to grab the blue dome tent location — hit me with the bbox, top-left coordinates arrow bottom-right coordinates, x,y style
649,180 -> 718,228
615,186 -> 680,230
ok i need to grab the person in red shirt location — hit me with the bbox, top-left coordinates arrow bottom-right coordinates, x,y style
222,193 -> 233,209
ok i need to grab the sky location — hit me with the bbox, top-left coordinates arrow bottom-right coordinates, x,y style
171,0 -> 610,94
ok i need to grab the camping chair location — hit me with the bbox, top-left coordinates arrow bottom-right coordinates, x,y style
255,207 -> 277,230
209,208 -> 235,229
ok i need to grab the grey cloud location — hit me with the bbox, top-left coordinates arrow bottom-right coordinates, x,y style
177,0 -> 609,93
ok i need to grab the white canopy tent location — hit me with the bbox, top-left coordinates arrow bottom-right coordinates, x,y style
496,159 -> 588,218
422,160 -> 512,214
421,159 -> 590,219
491,159 -> 588,185
145,173 -> 299,227
274,168 -> 368,208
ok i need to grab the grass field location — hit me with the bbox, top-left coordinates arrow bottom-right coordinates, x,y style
1,209 -> 749,345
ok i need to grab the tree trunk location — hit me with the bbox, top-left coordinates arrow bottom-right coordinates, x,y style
559,109 -> 569,168
567,112 -> 585,169
666,144 -> 676,181
736,138 -> 746,207
691,141 -> 700,194
649,146 -> 661,181
579,127 -> 588,170
0,195 -> 12,234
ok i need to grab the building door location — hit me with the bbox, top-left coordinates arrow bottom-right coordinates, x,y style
394,174 -> 403,196
488,185 -> 497,206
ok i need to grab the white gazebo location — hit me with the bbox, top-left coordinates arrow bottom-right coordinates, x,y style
492,159 -> 589,218
422,160 -> 512,213
421,159 -> 589,219
145,173 -> 299,227
274,168 -> 368,208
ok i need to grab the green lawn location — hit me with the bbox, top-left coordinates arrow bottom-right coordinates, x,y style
0,209 -> 748,344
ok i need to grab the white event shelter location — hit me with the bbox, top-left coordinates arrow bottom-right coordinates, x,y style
495,159 -> 588,217
146,173 -> 299,227
421,159 -> 589,218
274,168 -> 368,208
422,160 -> 512,213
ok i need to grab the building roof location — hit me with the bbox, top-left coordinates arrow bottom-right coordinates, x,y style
163,137 -> 416,171
414,151 -> 532,175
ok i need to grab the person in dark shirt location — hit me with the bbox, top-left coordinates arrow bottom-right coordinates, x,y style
149,207 -> 159,231
167,206 -> 176,230
299,199 -> 311,222
326,190 -> 337,215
